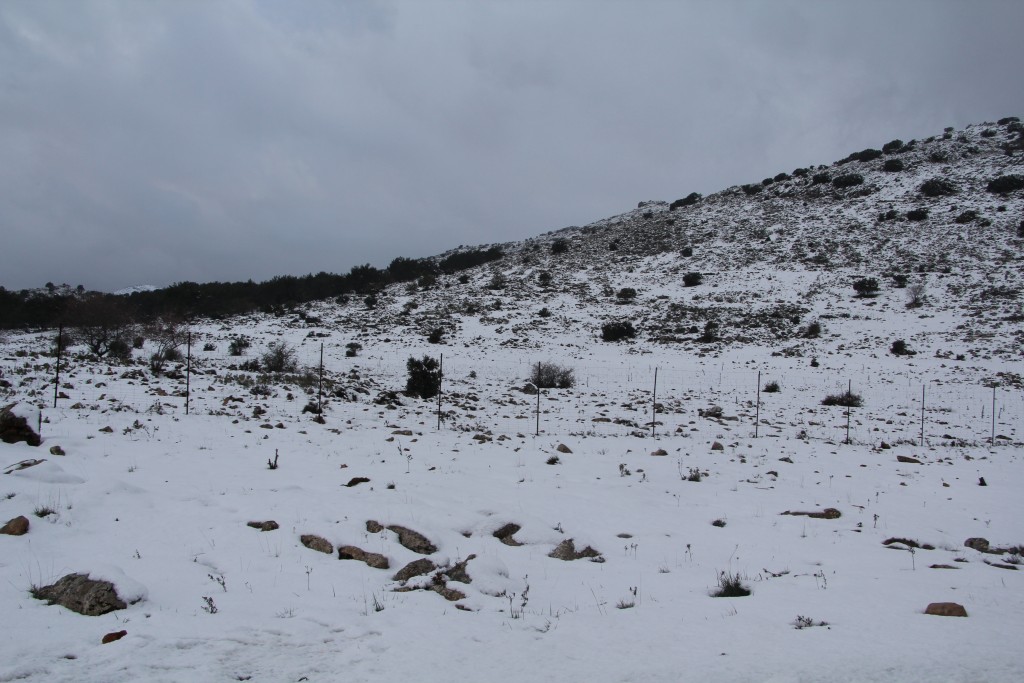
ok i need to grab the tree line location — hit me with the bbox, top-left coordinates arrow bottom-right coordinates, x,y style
0,247 -> 504,331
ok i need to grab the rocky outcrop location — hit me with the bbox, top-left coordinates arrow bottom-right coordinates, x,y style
549,539 -> 602,561
0,404 -> 40,447
32,574 -> 132,616
1,516 -> 29,536
388,525 -> 437,555
338,545 -> 389,569
300,534 -> 333,554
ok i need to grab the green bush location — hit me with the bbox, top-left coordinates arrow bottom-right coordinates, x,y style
551,238 -> 569,255
683,272 -> 703,287
906,208 -> 929,222
406,355 -> 442,399
812,172 -> 831,185
955,210 -> 978,224
530,361 -> 575,389
601,321 -> 637,342
853,277 -> 879,297
669,192 -> 702,210
883,159 -> 904,172
882,139 -> 904,153
229,336 -> 251,356
987,174 -> 1024,194
261,341 -> 298,373
822,391 -> 862,408
832,173 -> 864,188
616,287 -> 637,302
920,178 -> 957,197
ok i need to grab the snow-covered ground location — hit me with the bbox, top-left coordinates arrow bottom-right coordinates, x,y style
1,308 -> 1021,683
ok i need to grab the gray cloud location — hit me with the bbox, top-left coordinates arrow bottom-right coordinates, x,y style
2,0 -> 1022,291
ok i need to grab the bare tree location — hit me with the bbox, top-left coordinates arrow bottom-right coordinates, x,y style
147,317 -> 189,374
906,281 -> 927,308
67,295 -> 135,358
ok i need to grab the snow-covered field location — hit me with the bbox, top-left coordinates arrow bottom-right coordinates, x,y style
2,308 -> 1022,683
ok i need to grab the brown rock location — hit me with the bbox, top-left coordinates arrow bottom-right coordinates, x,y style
49,445 -> 66,456
387,525 -> 438,554
1,515 -> 30,536
711,441 -> 724,451
493,523 -> 522,546
925,602 -> 967,617
102,630 -> 127,644
392,429 -> 414,436
32,574 -> 132,616
300,534 -> 333,554
549,538 -> 602,561
393,558 -> 437,582
338,545 -> 389,569
366,520 -> 384,533
344,477 -> 370,487
650,449 -> 668,456
897,455 -> 922,464
98,426 -> 113,433
444,555 -> 476,584
246,520 -> 279,532
964,537 -> 990,552
0,404 -> 41,447
430,583 -> 466,602
556,443 -> 572,454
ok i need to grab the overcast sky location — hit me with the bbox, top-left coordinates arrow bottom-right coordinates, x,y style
2,0 -> 1023,292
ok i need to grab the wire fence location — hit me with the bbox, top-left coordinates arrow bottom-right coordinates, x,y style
24,338 -> 1023,448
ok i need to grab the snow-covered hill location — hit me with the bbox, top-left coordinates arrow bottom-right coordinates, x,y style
0,119 -> 1022,682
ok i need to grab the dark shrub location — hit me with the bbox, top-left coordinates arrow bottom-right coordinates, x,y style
854,148 -> 882,162
530,361 -> 575,389
698,320 -> 719,343
804,320 -> 822,338
683,272 -> 703,287
601,320 -> 637,342
792,168 -> 809,177
832,173 -> 864,188
762,177 -> 774,186
457,274 -> 470,285
987,174 -> 1024,194
712,571 -> 751,598
616,287 -> 637,302
486,273 -> 507,290
919,178 -> 957,197
551,238 -> 569,254
878,209 -> 899,222
1018,220 -> 1024,238
438,246 -> 503,273
345,342 -> 362,357
364,293 -> 378,309
853,277 -> 879,297
882,139 -> 904,153
822,391 -> 863,408
890,339 -> 914,356
906,208 -> 929,221
812,172 -> 831,185
763,380 -> 780,393
998,116 -> 1020,125
261,341 -> 298,373
537,271 -> 552,287
229,337 -> 251,356
538,307 -> 552,318
980,129 -> 997,138
427,328 -> 444,344
406,355 -> 442,399
955,210 -> 978,224
774,172 -> 790,182
883,159 -> 904,172
608,240 -> 619,251
681,246 -> 693,257
741,183 -> 762,195
669,192 -> 702,210
892,274 -> 909,288
107,339 -> 131,360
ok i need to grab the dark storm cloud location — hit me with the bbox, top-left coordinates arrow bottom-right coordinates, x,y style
2,0 -> 1022,291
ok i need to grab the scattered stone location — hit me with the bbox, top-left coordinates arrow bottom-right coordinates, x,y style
366,520 -> 384,533
102,630 -> 127,644
651,448 -> 668,456
0,404 -> 41,446
883,537 -> 935,550
300,534 -> 333,554
444,555 -> 476,584
49,445 -> 66,456
344,477 -> 370,487
393,558 -> 436,582
392,429 -> 414,436
929,564 -> 959,570
1,515 -> 30,536
711,441 -> 724,451
246,520 -> 279,532
880,441 -> 891,449
493,523 -> 522,546
925,602 -> 967,617
978,477 -> 987,487
699,406 -> 723,419
549,538 -> 602,561
983,559 -> 1019,571
32,574 -> 132,616
964,537 -> 990,552
556,443 -> 572,454
897,455 -> 922,464
782,508 -> 841,519
388,525 -> 438,555
98,426 -> 113,433
338,545 -> 389,569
